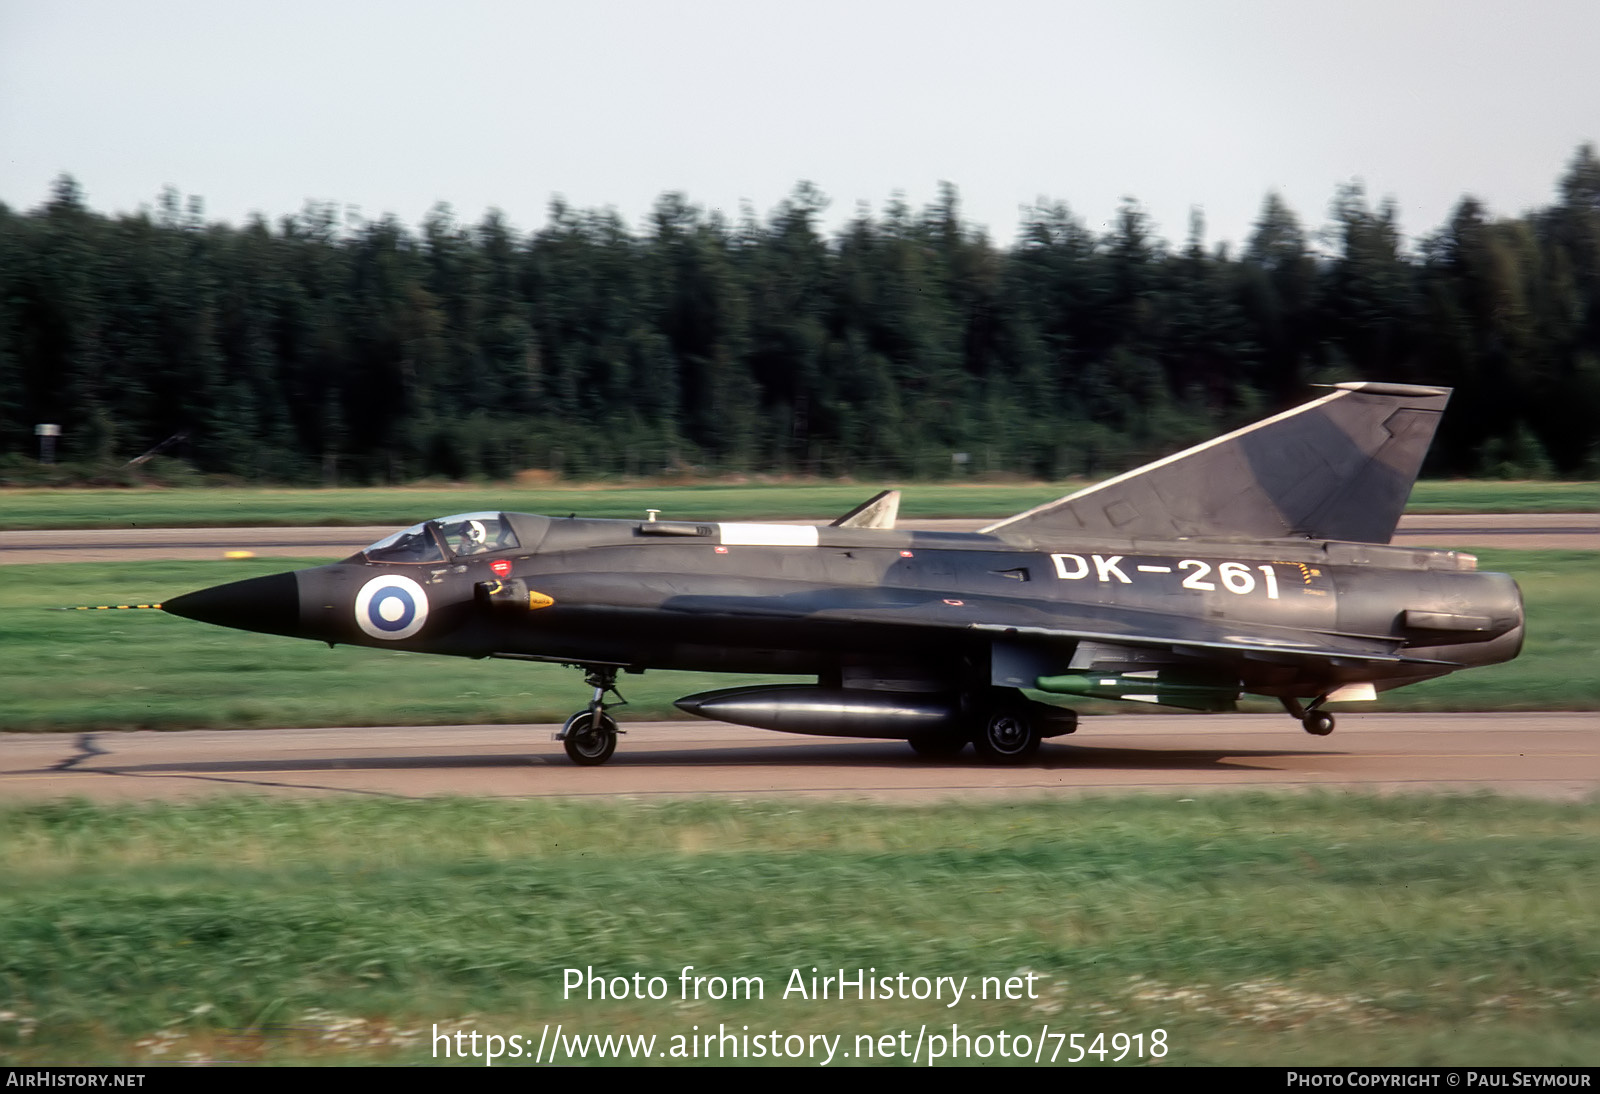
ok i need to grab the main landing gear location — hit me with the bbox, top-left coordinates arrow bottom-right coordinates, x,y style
1282,696 -> 1336,736
971,699 -> 1043,763
557,665 -> 625,765
907,689 -> 1072,764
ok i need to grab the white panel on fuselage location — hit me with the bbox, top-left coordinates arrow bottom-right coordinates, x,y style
718,523 -> 821,547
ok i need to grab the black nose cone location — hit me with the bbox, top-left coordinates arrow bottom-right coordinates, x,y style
163,571 -> 301,637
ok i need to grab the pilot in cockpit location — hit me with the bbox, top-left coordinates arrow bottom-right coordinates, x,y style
362,512 -> 519,564
454,519 -> 488,555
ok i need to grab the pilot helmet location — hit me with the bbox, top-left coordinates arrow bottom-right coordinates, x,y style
463,519 -> 487,546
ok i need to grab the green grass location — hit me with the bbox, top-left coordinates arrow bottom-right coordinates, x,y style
1,794 -> 1596,1065
1373,549 -> 1599,712
1,549 -> 1593,732
0,558 -> 791,730
0,479 -> 1593,529
1405,480 -> 1597,513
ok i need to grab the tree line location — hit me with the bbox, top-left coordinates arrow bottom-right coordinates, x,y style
2,149 -> 1597,483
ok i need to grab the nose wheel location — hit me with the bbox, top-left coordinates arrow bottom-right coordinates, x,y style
557,665 -> 626,765
561,709 -> 618,765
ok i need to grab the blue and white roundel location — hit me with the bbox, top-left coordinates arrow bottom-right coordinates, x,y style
354,575 -> 429,640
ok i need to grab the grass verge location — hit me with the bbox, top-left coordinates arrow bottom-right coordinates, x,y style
0,479 -> 1594,529
1,793 -> 1595,1065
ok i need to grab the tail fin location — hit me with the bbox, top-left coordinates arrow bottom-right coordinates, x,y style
831,489 -> 901,529
982,383 -> 1451,544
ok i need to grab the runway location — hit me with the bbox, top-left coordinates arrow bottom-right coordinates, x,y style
3,713 -> 1595,803
0,512 -> 1594,563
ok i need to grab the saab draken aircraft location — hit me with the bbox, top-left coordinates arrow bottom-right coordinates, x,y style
156,383 -> 1523,764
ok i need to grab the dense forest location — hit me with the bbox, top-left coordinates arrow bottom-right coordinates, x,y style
2,147 -> 1598,483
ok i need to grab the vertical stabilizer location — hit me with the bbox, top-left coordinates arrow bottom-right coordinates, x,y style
982,383 -> 1451,544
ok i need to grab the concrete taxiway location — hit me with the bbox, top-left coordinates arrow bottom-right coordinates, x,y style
3,713 -> 1594,804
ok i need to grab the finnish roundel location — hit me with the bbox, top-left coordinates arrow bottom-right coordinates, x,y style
354,574 -> 430,640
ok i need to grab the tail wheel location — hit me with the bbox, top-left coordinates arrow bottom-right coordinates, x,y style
562,711 -> 618,765
972,704 -> 1041,764
1282,696 -> 1336,737
1302,710 -> 1335,736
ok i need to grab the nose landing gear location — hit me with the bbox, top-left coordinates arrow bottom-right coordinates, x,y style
557,665 -> 626,765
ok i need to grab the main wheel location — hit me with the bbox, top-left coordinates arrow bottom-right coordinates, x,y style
907,730 -> 968,759
562,710 -> 618,765
971,704 -> 1041,763
1302,710 -> 1335,736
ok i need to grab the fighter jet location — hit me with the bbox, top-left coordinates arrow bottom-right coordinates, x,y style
159,382 -> 1523,765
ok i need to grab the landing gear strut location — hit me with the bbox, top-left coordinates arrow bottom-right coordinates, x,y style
1282,696 -> 1336,737
557,665 -> 625,765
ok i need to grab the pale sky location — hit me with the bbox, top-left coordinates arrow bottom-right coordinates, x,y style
2,0 -> 1596,251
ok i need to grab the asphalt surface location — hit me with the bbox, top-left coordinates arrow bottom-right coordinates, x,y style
3,713 -> 1595,803
0,513 -> 1595,564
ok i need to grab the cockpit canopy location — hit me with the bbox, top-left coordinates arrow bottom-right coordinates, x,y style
362,512 -> 522,564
